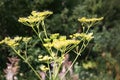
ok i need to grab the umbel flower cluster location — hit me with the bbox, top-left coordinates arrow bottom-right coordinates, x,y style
18,11 -> 53,27
0,37 -> 31,47
0,10 -> 103,80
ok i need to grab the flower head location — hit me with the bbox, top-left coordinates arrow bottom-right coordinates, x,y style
40,65 -> 49,72
0,36 -> 22,47
18,11 -> 53,27
50,33 -> 59,39
22,37 -> 32,43
52,39 -> 80,50
38,55 -> 52,62
31,11 -> 53,17
78,17 -> 103,23
72,33 -> 94,41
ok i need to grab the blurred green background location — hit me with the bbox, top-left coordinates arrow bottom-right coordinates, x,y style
0,0 -> 120,80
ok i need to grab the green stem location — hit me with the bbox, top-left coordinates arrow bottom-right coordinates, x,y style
11,47 -> 25,61
25,42 -> 28,59
11,47 -> 42,80
65,44 -> 78,55
61,54 -> 79,80
37,21 -> 40,33
31,26 -> 44,43
78,41 -> 90,54
61,40 -> 90,79
47,62 -> 52,80
32,26 -> 38,36
41,21 -> 48,38
26,61 -> 42,80
54,61 -> 63,80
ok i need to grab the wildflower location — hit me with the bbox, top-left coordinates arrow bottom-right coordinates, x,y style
40,65 -> 49,72
59,36 -> 66,41
22,37 -> 32,43
31,11 -> 53,17
43,42 -> 53,48
0,37 -> 22,47
50,33 -> 59,39
18,17 -> 41,27
38,55 -> 43,59
72,33 -> 94,41
18,17 -> 28,23
44,38 -> 51,42
52,39 -> 80,50
80,33 -> 94,41
18,11 -> 53,27
0,39 -> 4,44
38,55 -> 52,62
78,17 -> 103,23
14,36 -> 22,41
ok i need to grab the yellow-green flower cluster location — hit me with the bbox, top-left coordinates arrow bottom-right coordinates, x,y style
18,11 -> 53,27
70,33 -> 94,41
78,17 -> 103,23
43,34 -> 80,50
0,36 -> 22,47
52,39 -> 80,50
43,42 -> 53,48
43,39 -> 80,50
22,37 -> 32,43
38,55 -> 52,62
50,33 -> 59,39
40,65 -> 49,72
31,11 -> 53,18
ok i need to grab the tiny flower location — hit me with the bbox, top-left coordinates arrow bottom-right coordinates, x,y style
43,42 -> 53,48
50,33 -> 59,39
0,37 -> 22,47
59,36 -> 66,41
43,38 -> 51,42
43,56 -> 52,61
72,33 -> 94,41
40,65 -> 49,72
78,17 -> 103,23
38,55 -> 52,62
22,37 -> 32,43
86,33 -> 94,41
80,33 -> 94,41
14,36 -> 22,41
52,39 -> 80,50
18,11 -> 53,27
31,11 -> 53,17
18,17 -> 28,23
0,39 -> 5,44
